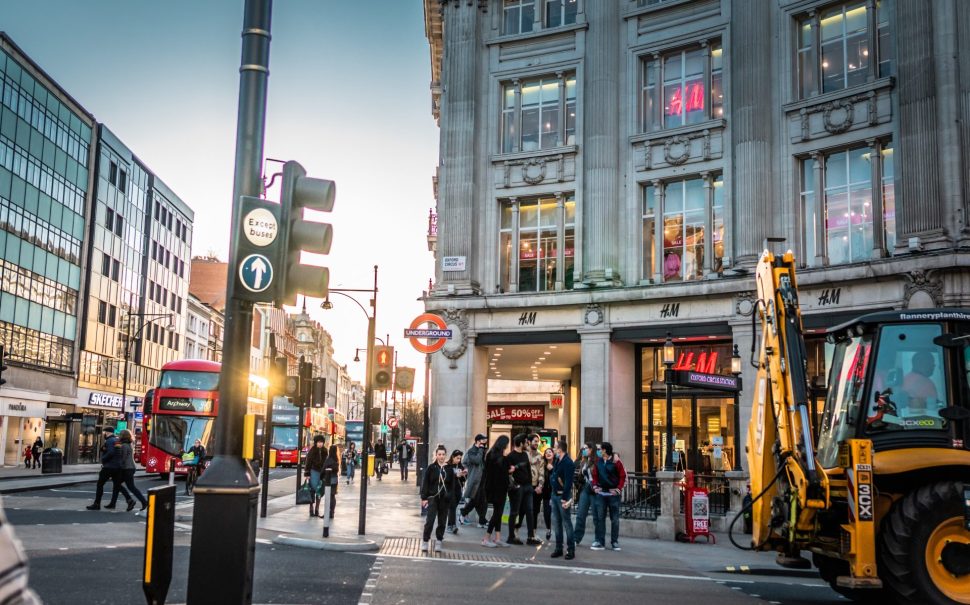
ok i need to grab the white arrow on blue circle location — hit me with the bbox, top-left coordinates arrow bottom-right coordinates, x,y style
239,254 -> 273,292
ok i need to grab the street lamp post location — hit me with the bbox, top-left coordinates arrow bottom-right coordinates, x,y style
320,265 -> 378,536
121,311 -> 173,429
731,344 -> 743,471
662,332 -> 676,472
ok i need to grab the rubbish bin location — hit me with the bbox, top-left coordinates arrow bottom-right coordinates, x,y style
367,453 -> 375,477
41,447 -> 63,474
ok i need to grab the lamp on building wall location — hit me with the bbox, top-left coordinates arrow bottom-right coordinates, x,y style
731,344 -> 742,376
730,343 -> 743,470
662,332 -> 676,472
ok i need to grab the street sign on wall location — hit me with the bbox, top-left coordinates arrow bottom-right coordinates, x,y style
406,313 -> 451,354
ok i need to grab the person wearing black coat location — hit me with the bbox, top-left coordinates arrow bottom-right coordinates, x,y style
481,435 -> 511,548
374,440 -> 388,481
86,427 -> 132,511
419,444 -> 459,552
321,445 -> 340,519
304,435 -> 328,517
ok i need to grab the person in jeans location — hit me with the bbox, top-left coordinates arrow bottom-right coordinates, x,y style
549,438 -> 575,560
110,430 -> 147,511
591,441 -> 627,551
30,437 -> 43,469
481,435 -> 510,548
540,446 -> 555,539
505,433 -> 533,545
86,427 -> 132,511
343,442 -> 357,484
396,440 -> 414,481
458,434 -> 488,528
304,435 -> 328,517
420,444 -> 459,552
445,449 -> 467,534
571,442 -> 598,545
523,434 -> 544,544
321,445 -> 340,519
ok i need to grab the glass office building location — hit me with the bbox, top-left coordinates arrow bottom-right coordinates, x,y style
0,35 -> 95,465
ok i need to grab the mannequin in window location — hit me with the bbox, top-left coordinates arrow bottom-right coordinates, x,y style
664,251 -> 681,280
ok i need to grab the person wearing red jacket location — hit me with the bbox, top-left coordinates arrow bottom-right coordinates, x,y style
590,442 -> 626,551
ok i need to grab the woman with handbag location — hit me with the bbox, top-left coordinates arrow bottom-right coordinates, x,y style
304,435 -> 327,517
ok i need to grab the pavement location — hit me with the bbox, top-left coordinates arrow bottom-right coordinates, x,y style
253,462 -> 797,579
0,463 -> 153,494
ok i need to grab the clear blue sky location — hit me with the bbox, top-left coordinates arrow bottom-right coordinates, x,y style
3,0 -> 439,390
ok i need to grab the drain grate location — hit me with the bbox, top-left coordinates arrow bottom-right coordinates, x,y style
379,537 -> 525,562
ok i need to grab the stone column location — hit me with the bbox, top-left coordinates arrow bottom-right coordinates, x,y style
510,198 -> 520,292
702,172 -> 714,275
653,180 -> 665,282
556,72 -> 566,147
430,335 -> 487,455
894,0 -> 947,249
656,470 -> 684,541
933,0 -> 964,245
579,329 -> 611,441
726,470 -> 749,517
434,0 -> 482,295
581,0 -> 622,286
730,0 -> 774,266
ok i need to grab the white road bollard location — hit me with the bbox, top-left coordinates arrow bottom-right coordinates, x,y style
168,458 -> 176,487
322,469 -> 332,538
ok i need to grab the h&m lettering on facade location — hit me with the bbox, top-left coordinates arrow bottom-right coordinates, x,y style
518,312 -> 537,326
816,288 -> 841,307
660,303 -> 680,319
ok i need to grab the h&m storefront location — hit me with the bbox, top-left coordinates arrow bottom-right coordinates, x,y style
427,269 -> 944,474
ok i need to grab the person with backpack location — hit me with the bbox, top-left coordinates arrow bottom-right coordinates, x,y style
419,444 -> 459,552
30,438 -> 43,469
590,441 -> 627,551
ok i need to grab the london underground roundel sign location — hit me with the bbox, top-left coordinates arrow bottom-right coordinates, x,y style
405,313 -> 451,354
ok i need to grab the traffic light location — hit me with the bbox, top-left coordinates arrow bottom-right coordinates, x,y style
0,345 -> 8,386
372,346 -> 394,390
284,374 -> 301,401
298,356 -> 313,407
277,160 -> 335,307
271,356 -> 287,394
311,377 -> 326,408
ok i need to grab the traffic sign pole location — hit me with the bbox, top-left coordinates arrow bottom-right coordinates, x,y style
186,2 -> 268,602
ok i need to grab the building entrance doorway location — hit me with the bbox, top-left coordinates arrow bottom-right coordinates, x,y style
638,392 -> 739,474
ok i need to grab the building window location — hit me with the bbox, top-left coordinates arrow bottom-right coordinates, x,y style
108,161 -> 118,186
503,0 -> 535,35
499,194 -> 575,293
502,74 -> 576,153
107,304 -> 117,328
105,208 -> 114,230
800,141 -> 895,266
797,1 -> 893,99
114,214 -> 123,237
544,0 -> 577,28
111,259 -> 120,282
643,174 -> 724,282
97,300 -> 107,324
640,43 -> 722,132
101,253 -> 111,277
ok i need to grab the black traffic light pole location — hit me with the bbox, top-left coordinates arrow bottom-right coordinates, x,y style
186,1 -> 270,602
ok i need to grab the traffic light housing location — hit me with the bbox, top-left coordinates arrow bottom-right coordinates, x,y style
372,346 -> 394,390
298,356 -> 313,407
278,161 -> 335,307
271,356 -> 287,395
284,374 -> 301,401
311,377 -> 326,408
0,345 -> 8,386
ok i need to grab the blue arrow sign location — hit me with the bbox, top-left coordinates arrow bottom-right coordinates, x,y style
239,254 -> 273,293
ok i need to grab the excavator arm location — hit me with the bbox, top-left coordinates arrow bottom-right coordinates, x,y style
747,250 -> 830,554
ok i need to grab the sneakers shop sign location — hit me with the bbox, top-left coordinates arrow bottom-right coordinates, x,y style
487,405 -> 544,422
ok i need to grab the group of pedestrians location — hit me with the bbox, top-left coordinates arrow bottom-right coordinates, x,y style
419,432 -> 627,558
21,437 -> 43,469
86,426 -> 147,512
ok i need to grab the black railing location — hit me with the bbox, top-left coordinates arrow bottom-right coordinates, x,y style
570,472 -> 660,521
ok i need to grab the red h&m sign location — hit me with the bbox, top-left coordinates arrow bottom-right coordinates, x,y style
549,394 -> 564,409
487,405 -> 545,422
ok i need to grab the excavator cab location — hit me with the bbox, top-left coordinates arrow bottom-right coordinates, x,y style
818,310 -> 970,467
814,310 -> 970,604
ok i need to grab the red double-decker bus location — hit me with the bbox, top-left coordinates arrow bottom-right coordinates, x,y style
140,359 -> 220,477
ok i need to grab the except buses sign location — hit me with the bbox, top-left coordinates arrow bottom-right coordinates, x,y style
405,313 -> 452,354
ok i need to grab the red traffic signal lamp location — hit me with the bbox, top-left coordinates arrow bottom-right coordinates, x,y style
372,346 -> 394,390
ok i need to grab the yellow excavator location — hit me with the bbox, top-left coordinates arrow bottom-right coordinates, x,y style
740,249 -> 970,603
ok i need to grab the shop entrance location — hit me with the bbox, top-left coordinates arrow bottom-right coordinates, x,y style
638,392 -> 740,475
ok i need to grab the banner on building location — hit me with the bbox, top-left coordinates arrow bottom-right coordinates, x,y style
487,405 -> 544,422
549,393 -> 563,409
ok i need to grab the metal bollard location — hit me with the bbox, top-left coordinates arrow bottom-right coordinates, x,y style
168,459 -> 176,487
322,469 -> 332,538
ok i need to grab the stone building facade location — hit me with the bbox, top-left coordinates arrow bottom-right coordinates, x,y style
423,0 -> 970,473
